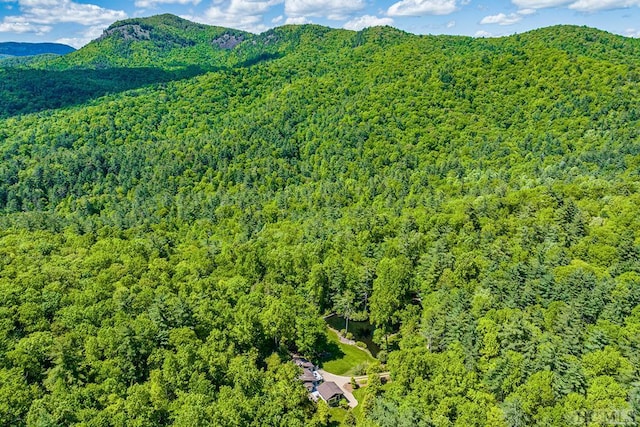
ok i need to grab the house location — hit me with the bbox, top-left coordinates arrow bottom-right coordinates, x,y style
299,368 -> 319,392
317,381 -> 344,406
294,355 -> 324,392
292,355 -> 316,370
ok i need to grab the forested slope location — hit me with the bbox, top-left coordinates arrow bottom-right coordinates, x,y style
1,15 -> 639,426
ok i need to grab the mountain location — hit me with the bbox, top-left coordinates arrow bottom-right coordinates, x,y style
45,14 -> 251,70
0,14 -> 296,117
1,15 -> 640,426
0,41 -> 75,57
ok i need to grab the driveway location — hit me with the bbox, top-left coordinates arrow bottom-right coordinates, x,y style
317,369 -> 358,408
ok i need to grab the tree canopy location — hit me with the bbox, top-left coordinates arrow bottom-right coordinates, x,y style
1,15 -> 639,426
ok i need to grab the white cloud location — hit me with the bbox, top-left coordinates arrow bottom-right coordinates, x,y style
55,24 -> 104,47
481,6 -> 541,26
625,28 -> 640,37
284,16 -> 310,24
513,0 -> 640,11
511,0 -> 572,8
343,15 -> 394,31
474,29 -> 494,37
569,0 -> 640,11
446,20 -> 456,28
227,0 -> 282,14
0,0 -> 125,37
387,0 -> 459,16
14,0 -> 126,25
0,19 -> 51,34
135,0 -> 201,8
480,12 -> 523,25
285,0 -> 366,20
186,0 -> 282,32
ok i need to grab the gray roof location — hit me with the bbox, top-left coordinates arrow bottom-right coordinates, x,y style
299,368 -> 316,383
293,357 -> 315,369
317,381 -> 343,401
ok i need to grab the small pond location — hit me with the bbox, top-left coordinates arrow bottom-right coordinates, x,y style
325,314 -> 381,357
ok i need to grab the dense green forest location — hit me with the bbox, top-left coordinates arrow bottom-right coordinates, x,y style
1,14 -> 640,426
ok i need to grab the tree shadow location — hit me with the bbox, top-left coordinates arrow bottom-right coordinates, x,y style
0,65 -> 214,118
237,52 -> 283,68
316,339 -> 345,366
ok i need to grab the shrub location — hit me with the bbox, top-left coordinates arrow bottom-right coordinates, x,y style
353,362 -> 369,376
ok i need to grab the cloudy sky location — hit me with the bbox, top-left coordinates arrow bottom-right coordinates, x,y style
0,0 -> 639,48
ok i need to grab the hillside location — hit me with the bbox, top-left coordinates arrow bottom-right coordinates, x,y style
0,42 -> 75,57
0,15 -> 310,118
48,14 -> 251,70
1,15 -> 640,426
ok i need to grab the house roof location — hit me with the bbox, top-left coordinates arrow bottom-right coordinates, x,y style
299,368 -> 316,383
317,381 -> 343,401
293,357 -> 315,369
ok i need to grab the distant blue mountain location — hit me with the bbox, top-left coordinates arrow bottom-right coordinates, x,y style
0,42 -> 75,57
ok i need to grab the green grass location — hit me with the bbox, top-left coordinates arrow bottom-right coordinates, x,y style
351,388 -> 367,420
350,382 -> 392,420
320,328 -> 376,376
329,407 -> 347,425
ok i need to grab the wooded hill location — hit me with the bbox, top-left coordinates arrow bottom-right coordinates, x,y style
0,14 -> 639,426
0,42 -> 75,57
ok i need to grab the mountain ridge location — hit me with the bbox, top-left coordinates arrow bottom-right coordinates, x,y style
21,14 -> 640,71
0,41 -> 75,57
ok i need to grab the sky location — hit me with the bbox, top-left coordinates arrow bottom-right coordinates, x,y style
0,0 -> 639,48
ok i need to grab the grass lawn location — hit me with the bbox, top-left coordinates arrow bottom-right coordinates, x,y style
350,382 -> 392,419
329,407 -> 347,425
320,328 -> 376,376
331,384 -> 392,424
351,388 -> 367,420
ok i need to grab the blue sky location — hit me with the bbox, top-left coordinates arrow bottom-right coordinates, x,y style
1,0 -> 639,48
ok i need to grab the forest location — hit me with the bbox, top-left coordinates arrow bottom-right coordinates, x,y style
1,14 -> 640,426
